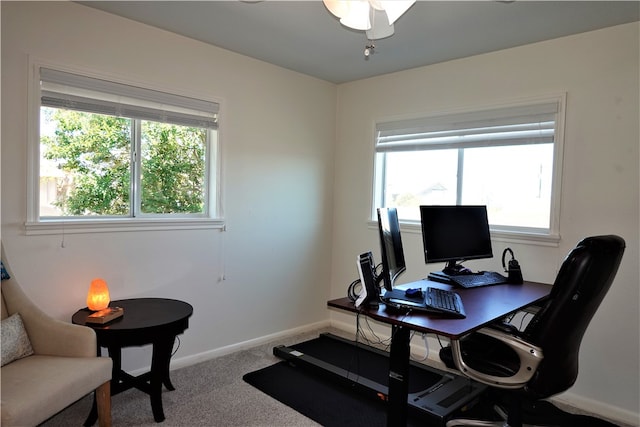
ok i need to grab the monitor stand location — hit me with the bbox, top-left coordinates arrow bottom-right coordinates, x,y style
428,261 -> 470,284
428,271 -> 455,284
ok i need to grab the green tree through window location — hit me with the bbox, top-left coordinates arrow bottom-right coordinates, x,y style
41,108 -> 208,217
140,122 -> 206,214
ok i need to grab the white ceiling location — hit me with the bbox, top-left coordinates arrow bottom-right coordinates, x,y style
79,1 -> 639,84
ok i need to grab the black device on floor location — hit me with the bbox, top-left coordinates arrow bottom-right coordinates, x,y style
273,333 -> 486,425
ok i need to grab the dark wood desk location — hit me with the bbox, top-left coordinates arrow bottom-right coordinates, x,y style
328,279 -> 551,426
72,298 -> 193,425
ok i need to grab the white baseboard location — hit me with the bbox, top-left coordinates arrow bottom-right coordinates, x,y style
329,318 -> 450,368
169,319 -> 332,371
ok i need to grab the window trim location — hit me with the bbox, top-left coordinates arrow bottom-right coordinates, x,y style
27,58 -> 224,233
371,94 -> 566,243
24,217 -> 225,235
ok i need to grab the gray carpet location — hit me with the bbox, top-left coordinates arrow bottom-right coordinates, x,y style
40,329 -> 333,427
40,326 -> 633,427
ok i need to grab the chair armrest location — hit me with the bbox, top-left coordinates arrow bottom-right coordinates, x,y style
25,309 -> 97,358
450,327 -> 544,389
3,279 -> 97,357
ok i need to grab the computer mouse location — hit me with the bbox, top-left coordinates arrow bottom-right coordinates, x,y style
405,288 -> 423,298
458,268 -> 473,275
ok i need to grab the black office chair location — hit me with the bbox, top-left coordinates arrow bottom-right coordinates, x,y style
440,235 -> 626,427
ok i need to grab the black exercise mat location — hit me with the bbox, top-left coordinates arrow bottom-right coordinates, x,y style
243,360 -> 427,427
244,335 -> 622,427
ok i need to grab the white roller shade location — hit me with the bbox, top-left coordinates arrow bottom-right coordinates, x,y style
376,101 -> 558,152
40,68 -> 218,129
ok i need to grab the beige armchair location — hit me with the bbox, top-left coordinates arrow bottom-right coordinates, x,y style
1,243 -> 112,426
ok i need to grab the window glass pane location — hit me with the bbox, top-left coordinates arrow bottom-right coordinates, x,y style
139,122 -> 207,215
40,107 -> 131,217
379,144 -> 553,228
461,144 -> 553,229
381,149 -> 458,221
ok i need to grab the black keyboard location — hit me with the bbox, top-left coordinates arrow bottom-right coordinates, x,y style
425,287 -> 465,317
449,271 -> 508,289
382,287 -> 466,318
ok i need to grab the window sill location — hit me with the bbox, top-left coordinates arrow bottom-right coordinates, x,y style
25,218 -> 225,235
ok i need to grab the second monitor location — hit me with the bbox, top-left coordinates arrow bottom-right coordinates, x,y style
420,205 -> 493,278
377,207 -> 407,291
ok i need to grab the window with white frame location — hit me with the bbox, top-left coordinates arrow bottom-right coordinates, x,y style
373,97 -> 564,237
30,66 -> 220,230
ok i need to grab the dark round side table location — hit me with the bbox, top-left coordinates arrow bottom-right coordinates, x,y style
72,298 -> 193,424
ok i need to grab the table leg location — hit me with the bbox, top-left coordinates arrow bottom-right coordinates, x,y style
149,336 -> 175,422
108,346 -> 123,388
387,325 -> 410,427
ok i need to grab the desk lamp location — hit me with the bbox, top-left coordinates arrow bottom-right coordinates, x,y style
86,278 -> 110,311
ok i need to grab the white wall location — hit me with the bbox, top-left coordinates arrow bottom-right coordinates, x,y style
2,2 -> 638,425
330,23 -> 639,423
1,2 -> 336,370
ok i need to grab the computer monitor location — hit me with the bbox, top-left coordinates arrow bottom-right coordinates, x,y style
377,207 -> 407,291
420,205 -> 493,276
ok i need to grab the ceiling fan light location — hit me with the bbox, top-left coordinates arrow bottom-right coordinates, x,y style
379,0 -> 416,25
323,0 -> 414,43
366,23 -> 394,40
366,8 -> 394,40
339,1 -> 372,31
368,0 -> 384,11
323,0 -> 349,18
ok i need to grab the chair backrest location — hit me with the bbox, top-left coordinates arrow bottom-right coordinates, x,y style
522,235 -> 625,398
